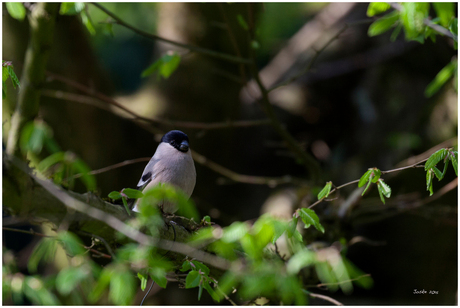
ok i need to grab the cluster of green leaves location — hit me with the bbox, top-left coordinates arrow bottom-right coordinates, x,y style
3,231 -> 95,305
19,120 -> 96,191
367,2 -> 458,97
180,260 -> 220,301
358,168 -> 392,204
425,148 -> 458,196
187,212 -> 369,304
2,60 -> 20,99
109,183 -> 199,221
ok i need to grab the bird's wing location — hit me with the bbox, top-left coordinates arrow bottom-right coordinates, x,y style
136,158 -> 159,191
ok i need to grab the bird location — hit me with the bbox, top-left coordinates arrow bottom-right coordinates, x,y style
131,130 -> 196,214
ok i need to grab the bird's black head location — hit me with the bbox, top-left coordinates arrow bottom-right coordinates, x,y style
161,130 -> 190,152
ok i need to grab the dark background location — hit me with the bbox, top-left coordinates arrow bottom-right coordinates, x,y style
3,2 -> 457,305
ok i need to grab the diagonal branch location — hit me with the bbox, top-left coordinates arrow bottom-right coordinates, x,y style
90,2 -> 252,64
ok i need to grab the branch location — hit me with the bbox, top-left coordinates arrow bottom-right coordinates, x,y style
42,76 -> 305,187
308,157 -> 429,209
42,82 -> 271,130
4,155 -> 231,272
307,292 -> 343,306
6,3 -> 60,158
90,3 -> 252,64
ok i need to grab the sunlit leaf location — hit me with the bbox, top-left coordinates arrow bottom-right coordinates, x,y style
59,2 -> 85,15
57,232 -> 85,256
137,272 -> 148,291
358,169 -> 372,187
367,2 -> 391,17
317,181 -> 332,200
150,268 -> 168,288
81,10 -> 96,35
450,150 -> 458,176
425,60 -> 457,97
56,266 -> 90,295
28,238 -> 57,273
425,148 -> 449,170
122,188 -> 144,199
426,169 -> 434,196
368,11 -> 399,36
371,169 -> 381,183
286,249 -> 316,275
433,2 -> 455,27
221,221 -> 249,243
298,208 -> 325,233
108,191 -> 122,200
109,268 -> 136,305
6,2 -> 26,21
203,281 -> 220,302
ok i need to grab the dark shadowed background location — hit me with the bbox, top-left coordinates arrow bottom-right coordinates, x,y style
3,2 -> 457,305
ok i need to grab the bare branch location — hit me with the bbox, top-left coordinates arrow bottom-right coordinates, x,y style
308,292 -> 343,306
90,2 -> 252,64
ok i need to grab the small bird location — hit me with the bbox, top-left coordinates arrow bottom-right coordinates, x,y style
132,130 -> 196,213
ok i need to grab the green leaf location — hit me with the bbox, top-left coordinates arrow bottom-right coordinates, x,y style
203,281 -> 220,302
368,11 -> 399,37
286,249 -> 316,275
103,22 -> 114,37
221,221 -> 249,243
425,148 -> 449,170
237,14 -> 249,30
56,266 -> 90,295
180,261 -> 192,272
377,183 -> 385,204
450,151 -> 458,176
425,60 -> 457,97
433,2 -> 454,27
400,2 -> 429,40
367,2 -> 391,17
108,191 -> 122,200
122,188 -> 144,199
23,277 -> 60,305
37,152 -> 66,172
426,169 -> 434,196
121,197 -> 131,216
59,2 -> 85,15
185,271 -> 201,289
3,66 -> 9,82
202,215 -> 211,224
88,267 -> 112,303
432,166 -> 443,181
286,216 -> 298,238
159,53 -> 181,78
251,40 -> 260,49
141,52 -> 181,79
187,227 -> 214,245
449,18 -> 458,48
109,268 -> 136,305
7,65 -> 20,88
377,179 -> 391,198
390,23 -> 403,42
216,271 -> 239,300
57,232 -> 85,256
317,181 -> 332,200
150,268 -> 168,288
298,208 -> 325,233
198,283 -> 203,300
6,2 -> 26,21
137,272 -> 148,291
442,157 -> 450,178
358,169 -> 372,187
28,238 -> 57,273
81,10 -> 96,35
72,158 -> 96,191
191,261 -> 210,276
371,169 -> 381,183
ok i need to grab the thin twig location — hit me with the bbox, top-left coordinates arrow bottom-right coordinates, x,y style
90,3 -> 252,64
70,157 -> 151,179
308,157 -> 430,209
307,292 -> 343,306
41,86 -> 271,130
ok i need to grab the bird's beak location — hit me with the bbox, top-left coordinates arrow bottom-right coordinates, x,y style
179,140 -> 189,152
